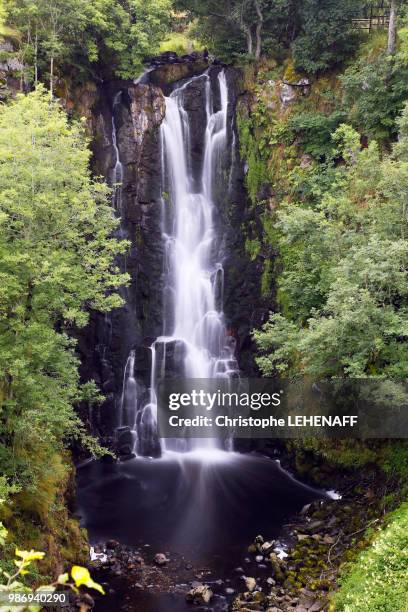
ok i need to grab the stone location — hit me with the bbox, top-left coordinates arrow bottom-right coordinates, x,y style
309,601 -> 327,612
298,588 -> 316,609
186,584 -> 213,605
323,535 -> 336,545
297,534 -> 309,541
261,541 -> 275,554
280,83 -> 296,107
244,577 -> 256,592
150,59 -> 208,90
305,520 -> 324,532
154,553 -> 168,565
115,426 -> 134,457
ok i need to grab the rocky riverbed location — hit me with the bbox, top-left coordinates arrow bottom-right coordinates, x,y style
75,451 -> 397,612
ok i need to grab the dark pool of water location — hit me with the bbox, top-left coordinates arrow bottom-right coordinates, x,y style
76,450 -> 324,611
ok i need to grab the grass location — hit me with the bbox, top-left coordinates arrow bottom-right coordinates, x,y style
332,503 -> 408,612
159,31 -> 204,55
0,0 -> 20,42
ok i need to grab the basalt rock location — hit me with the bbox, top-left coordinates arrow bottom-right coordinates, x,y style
186,583 -> 213,604
76,60 -> 266,442
150,58 -> 208,93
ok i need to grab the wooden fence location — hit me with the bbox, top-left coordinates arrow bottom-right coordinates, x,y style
352,3 -> 390,31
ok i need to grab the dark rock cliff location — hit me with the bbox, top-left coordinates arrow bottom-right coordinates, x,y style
75,58 -> 267,442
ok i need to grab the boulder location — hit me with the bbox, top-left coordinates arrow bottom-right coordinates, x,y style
150,59 -> 208,91
186,584 -> 213,604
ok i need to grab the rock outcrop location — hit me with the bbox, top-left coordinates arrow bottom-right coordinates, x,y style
76,58 -> 266,442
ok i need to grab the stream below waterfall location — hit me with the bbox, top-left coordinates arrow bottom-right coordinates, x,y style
77,452 -> 324,611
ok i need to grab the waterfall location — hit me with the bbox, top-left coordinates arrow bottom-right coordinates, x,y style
161,70 -> 238,378
112,92 -> 124,212
118,69 -> 239,456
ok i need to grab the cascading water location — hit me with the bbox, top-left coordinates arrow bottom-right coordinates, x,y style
161,70 -> 238,378
112,92 -> 124,212
118,69 -> 239,455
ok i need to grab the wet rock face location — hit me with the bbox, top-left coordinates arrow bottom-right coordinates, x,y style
177,78 -> 207,190
78,61 -> 266,440
78,79 -> 167,438
0,40 -> 23,100
150,58 -> 208,93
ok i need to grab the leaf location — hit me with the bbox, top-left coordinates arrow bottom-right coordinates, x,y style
71,566 -> 105,594
57,573 -> 69,584
15,550 -> 45,562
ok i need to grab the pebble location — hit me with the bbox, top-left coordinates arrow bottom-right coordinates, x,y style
154,553 -> 168,565
261,541 -> 275,553
244,576 -> 256,592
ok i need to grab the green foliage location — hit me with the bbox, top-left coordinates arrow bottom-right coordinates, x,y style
3,0 -> 171,85
159,31 -> 203,55
237,104 -> 270,205
255,115 -> 408,378
287,110 -> 346,159
333,504 -> 408,612
292,0 -> 363,74
245,238 -> 261,261
341,52 -> 408,142
176,0 -> 301,61
0,88 -> 128,493
0,506 -> 105,610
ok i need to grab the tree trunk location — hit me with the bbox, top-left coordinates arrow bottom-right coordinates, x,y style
34,30 -> 38,88
244,27 -> 253,55
387,0 -> 398,56
253,0 -> 263,60
50,55 -> 54,98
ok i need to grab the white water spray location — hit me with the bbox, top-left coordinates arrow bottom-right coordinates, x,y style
119,70 -> 238,455
112,92 -> 124,212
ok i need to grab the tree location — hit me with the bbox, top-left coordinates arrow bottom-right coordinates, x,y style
388,0 -> 399,55
4,0 -> 88,94
4,0 -> 172,86
292,0 -> 363,74
0,88 -> 128,491
254,118 -> 408,378
177,0 -> 295,60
